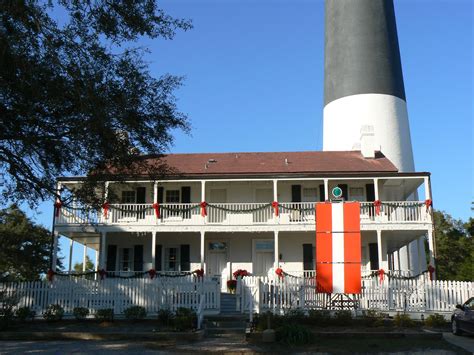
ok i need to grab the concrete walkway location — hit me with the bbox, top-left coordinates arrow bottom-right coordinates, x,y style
442,332 -> 474,353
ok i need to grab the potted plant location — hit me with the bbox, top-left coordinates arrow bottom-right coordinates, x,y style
227,279 -> 237,293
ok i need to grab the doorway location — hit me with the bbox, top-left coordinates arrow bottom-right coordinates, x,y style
253,239 -> 274,276
206,241 -> 228,277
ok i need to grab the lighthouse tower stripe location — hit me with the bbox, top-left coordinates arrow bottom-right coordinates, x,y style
331,203 -> 345,293
316,203 -> 332,293
343,203 -> 361,294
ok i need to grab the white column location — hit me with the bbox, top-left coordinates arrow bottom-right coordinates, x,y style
95,249 -> 99,271
424,176 -> 431,200
200,230 -> 205,269
83,243 -> 88,272
151,231 -> 157,269
427,228 -> 435,268
273,179 -> 278,201
417,237 -> 427,272
274,230 -> 279,268
409,240 -> 420,275
373,178 -> 379,200
51,231 -> 59,272
104,181 -> 110,200
324,179 -> 329,200
201,181 -> 206,202
153,181 -> 158,203
100,231 -> 107,269
68,239 -> 74,272
376,230 -> 383,270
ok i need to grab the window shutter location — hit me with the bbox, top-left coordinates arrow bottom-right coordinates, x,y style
155,245 -> 162,271
291,185 -> 302,203
157,187 -> 164,204
181,186 -> 191,203
106,245 -> 117,271
180,244 -> 190,271
136,187 -> 146,204
319,185 -> 325,202
134,245 -> 144,271
369,243 -> 379,271
303,244 -> 314,271
340,184 -> 348,200
366,184 -> 375,201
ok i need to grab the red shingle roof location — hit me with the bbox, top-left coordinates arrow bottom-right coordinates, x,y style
144,151 -> 398,176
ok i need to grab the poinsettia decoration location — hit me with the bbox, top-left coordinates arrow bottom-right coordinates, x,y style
275,267 -> 284,278
193,268 -> 204,278
233,269 -> 249,279
227,279 -> 237,293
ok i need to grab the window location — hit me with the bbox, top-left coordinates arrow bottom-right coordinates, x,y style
209,242 -> 227,251
349,187 -> 365,201
255,240 -> 274,251
165,247 -> 179,271
119,248 -> 132,271
121,190 -> 136,203
165,190 -> 180,203
303,188 -> 318,202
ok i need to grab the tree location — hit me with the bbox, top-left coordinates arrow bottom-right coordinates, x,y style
0,1 -> 192,206
433,210 -> 473,281
0,205 -> 62,281
73,255 -> 95,273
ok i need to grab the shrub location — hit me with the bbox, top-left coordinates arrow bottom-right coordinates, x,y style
307,309 -> 331,325
174,307 -> 197,331
72,307 -> 89,320
15,306 -> 35,321
394,313 -> 415,328
333,310 -> 352,325
276,323 -> 312,346
360,310 -> 385,327
284,308 -> 306,324
124,306 -> 146,321
0,291 -> 18,330
95,308 -> 114,322
158,308 -> 174,327
424,313 -> 447,328
252,311 -> 284,331
43,304 -> 64,322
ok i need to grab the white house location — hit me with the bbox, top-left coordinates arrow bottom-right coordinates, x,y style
53,148 -> 435,289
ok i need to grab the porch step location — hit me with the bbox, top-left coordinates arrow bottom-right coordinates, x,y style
220,292 -> 238,314
204,315 -> 247,340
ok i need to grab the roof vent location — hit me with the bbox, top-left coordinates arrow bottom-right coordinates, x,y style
284,158 -> 289,165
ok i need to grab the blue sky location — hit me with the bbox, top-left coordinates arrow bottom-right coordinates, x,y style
23,0 -> 473,266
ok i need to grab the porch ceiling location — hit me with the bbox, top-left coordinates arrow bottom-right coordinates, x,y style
382,230 -> 426,253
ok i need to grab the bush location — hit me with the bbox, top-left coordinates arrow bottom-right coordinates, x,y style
333,310 -> 352,325
425,313 -> 447,328
307,309 -> 331,325
158,308 -> 174,327
0,291 -> 18,330
284,308 -> 306,324
15,306 -> 35,321
174,307 -> 197,331
394,313 -> 415,328
95,308 -> 114,322
276,323 -> 312,346
72,307 -> 89,320
124,306 -> 146,321
252,311 -> 284,331
43,304 -> 64,322
360,310 -> 385,327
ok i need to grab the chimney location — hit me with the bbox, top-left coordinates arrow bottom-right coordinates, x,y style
360,125 -> 375,158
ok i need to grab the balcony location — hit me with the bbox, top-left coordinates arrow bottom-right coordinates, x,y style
55,201 -> 432,228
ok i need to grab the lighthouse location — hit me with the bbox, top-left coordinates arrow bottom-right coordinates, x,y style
323,0 -> 415,173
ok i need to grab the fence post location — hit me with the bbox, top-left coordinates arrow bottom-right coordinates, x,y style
256,279 -> 261,314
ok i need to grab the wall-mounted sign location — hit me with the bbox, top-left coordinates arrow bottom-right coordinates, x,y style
332,186 -> 343,199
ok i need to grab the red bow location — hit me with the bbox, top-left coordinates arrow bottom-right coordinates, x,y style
148,269 -> 157,279
47,269 -> 55,282
54,201 -> 62,217
378,269 -> 385,284
98,269 -> 107,280
200,201 -> 207,217
275,267 -> 284,279
152,203 -> 160,218
425,199 -> 432,212
102,202 -> 109,218
427,265 -> 435,280
271,201 -> 279,217
374,200 -> 382,215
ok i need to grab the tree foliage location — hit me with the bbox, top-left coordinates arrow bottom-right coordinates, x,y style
0,205 -> 61,281
0,1 -> 192,206
433,211 -> 473,281
73,255 -> 94,273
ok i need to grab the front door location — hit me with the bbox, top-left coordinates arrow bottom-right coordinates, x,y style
253,240 -> 274,276
207,250 -> 227,277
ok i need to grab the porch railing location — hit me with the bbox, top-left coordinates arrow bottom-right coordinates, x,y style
56,201 -> 431,227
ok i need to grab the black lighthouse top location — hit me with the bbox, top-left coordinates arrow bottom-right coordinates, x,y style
324,0 -> 406,106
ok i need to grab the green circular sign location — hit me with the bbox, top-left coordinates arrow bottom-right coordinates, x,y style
332,186 -> 343,198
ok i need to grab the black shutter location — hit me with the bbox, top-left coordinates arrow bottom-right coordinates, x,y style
157,187 -> 164,203
366,184 -> 375,201
340,184 -> 348,200
291,185 -> 302,202
136,187 -> 146,203
134,245 -> 144,271
303,244 -> 314,271
369,243 -> 379,271
180,244 -> 190,271
106,245 -> 117,271
181,186 -> 191,203
155,245 -> 162,271
319,185 -> 325,202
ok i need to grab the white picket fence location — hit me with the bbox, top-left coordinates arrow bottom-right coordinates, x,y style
238,275 -> 474,314
0,277 -> 220,317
